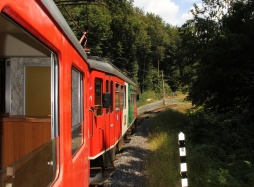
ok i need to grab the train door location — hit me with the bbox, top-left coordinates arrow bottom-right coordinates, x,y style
122,83 -> 129,135
128,84 -> 135,126
0,14 -> 58,186
89,72 -> 106,162
94,76 -> 104,153
114,80 -> 124,147
104,75 -> 115,165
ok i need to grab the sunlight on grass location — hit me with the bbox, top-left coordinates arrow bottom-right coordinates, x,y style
149,132 -> 167,151
175,102 -> 192,114
145,102 -> 192,187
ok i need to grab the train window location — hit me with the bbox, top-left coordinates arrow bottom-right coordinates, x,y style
106,80 -> 109,92
123,85 -> 126,109
110,81 -> 113,112
95,78 -> 103,116
71,67 -> 83,155
115,83 -> 120,111
0,14 -> 58,186
120,85 -> 124,110
106,80 -> 109,114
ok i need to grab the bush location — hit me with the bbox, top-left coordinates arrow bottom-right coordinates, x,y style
186,108 -> 254,186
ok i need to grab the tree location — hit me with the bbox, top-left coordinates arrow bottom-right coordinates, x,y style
180,0 -> 254,116
54,0 -> 183,95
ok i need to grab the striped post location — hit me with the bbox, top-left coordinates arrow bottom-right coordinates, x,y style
178,132 -> 188,187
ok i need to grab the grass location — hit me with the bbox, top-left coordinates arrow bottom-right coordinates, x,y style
137,90 -> 186,108
137,90 -> 159,108
144,101 -> 192,187
143,97 -> 254,187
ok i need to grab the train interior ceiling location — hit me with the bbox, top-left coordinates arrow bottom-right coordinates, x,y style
0,14 -> 56,185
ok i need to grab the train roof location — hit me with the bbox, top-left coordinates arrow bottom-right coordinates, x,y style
41,0 -> 88,60
42,1 -> 137,87
87,56 -> 137,86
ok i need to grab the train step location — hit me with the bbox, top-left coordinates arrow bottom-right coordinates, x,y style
90,167 -> 102,184
89,166 -> 115,186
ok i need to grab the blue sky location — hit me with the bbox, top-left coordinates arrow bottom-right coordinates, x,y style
133,0 -> 202,26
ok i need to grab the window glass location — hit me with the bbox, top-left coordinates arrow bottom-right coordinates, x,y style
120,85 -> 124,110
106,80 -> 109,92
110,81 -> 113,112
71,67 -> 83,155
106,80 -> 109,114
95,78 -> 103,116
124,85 -> 126,109
115,83 -> 120,111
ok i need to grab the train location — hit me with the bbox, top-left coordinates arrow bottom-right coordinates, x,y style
0,0 -> 138,186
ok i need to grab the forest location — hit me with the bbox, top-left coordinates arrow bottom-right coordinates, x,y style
54,0 -> 254,186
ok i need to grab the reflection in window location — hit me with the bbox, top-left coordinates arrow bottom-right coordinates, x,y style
72,67 -> 83,155
115,83 -> 120,111
95,78 -> 103,116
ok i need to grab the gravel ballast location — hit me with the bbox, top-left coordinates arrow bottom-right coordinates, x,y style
105,116 -> 152,187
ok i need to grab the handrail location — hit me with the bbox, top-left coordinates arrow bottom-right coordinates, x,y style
99,127 -> 104,151
89,107 -> 94,138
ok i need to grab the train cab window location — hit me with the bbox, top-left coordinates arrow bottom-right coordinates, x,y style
0,15 -> 58,186
71,67 -> 83,155
95,78 -> 103,116
115,83 -> 120,111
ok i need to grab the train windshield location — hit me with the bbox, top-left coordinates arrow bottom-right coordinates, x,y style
0,14 -> 59,186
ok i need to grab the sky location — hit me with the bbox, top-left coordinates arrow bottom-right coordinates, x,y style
133,0 -> 202,26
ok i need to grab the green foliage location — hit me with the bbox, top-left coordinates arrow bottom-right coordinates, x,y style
54,0 -> 182,93
54,1 -> 254,186
137,90 -> 158,107
180,1 -> 254,115
186,108 -> 254,186
177,1 -> 254,185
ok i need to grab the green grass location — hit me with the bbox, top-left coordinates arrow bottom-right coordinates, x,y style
144,99 -> 254,187
137,90 -> 159,108
137,90 -> 187,108
145,102 -> 191,187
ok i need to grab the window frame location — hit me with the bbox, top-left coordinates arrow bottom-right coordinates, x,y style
94,77 -> 103,116
71,66 -> 84,156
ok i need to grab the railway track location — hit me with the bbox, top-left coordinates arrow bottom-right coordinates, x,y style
90,102 -> 179,186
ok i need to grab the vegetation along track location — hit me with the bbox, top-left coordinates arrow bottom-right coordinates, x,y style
91,103 -> 181,187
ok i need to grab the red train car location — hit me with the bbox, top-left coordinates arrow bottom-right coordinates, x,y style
87,57 -> 137,169
0,0 -> 90,186
0,0 -> 138,186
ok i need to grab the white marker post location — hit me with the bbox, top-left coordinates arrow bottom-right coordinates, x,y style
178,132 -> 188,187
